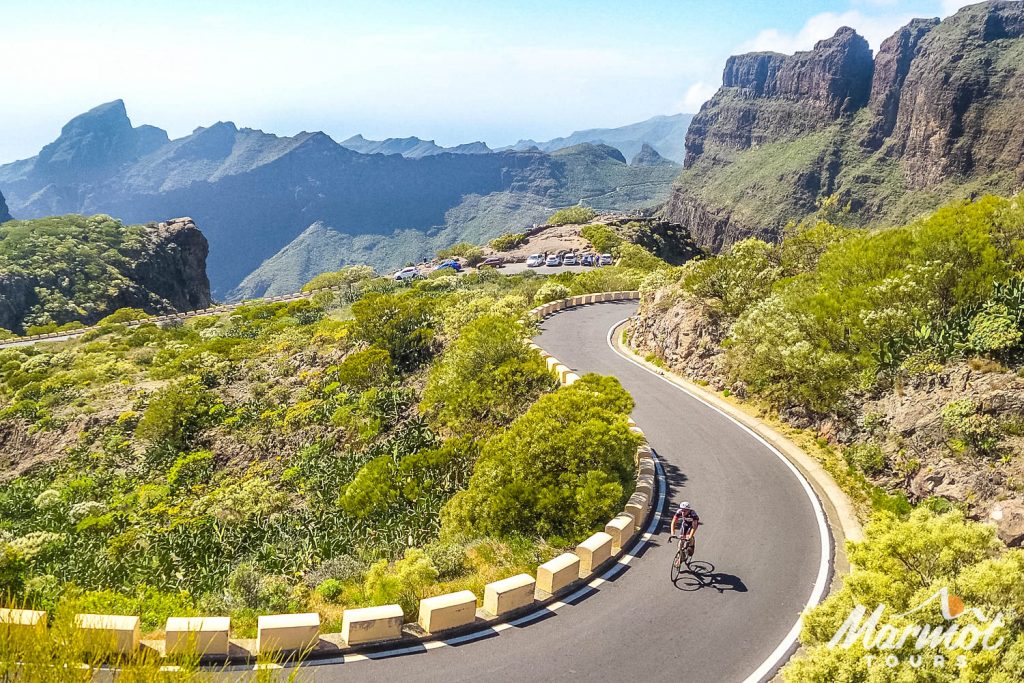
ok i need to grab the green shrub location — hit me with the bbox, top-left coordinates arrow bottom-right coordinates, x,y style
98,308 -> 150,325
363,548 -> 438,616
534,282 -> 570,304
437,242 -> 485,266
488,233 -> 526,251
547,206 -> 596,225
167,450 -> 215,489
580,224 -> 622,253
302,265 -> 375,293
333,347 -> 394,391
351,292 -> 436,371
844,442 -> 886,476
942,399 -> 1000,456
134,379 -> 217,452
316,578 -> 345,602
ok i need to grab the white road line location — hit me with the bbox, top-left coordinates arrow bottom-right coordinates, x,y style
604,314 -> 832,683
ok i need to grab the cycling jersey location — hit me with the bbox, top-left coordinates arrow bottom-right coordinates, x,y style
672,509 -> 700,535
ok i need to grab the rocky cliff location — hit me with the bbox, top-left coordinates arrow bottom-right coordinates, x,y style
667,1 -> 1024,250
0,191 -> 10,223
0,215 -> 210,333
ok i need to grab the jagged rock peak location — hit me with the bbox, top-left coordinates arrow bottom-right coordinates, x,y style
0,191 -> 11,223
630,143 -> 675,166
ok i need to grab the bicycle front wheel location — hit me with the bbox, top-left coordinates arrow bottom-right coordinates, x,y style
670,549 -> 684,582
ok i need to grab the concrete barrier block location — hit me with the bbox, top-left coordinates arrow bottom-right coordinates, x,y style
165,616 -> 230,656
563,372 -> 581,385
0,608 -> 46,643
605,513 -> 636,551
418,591 -> 476,633
629,426 -> 646,441
546,356 -> 561,373
576,532 -> 613,577
554,364 -> 572,383
625,492 -> 649,530
626,417 -> 637,427
536,553 -> 581,596
256,612 -> 319,653
638,456 -> 656,478
483,574 -> 536,616
636,472 -> 656,500
75,614 -> 140,655
341,604 -> 403,645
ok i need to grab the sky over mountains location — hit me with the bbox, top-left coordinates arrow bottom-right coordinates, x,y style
1,0 -> 980,164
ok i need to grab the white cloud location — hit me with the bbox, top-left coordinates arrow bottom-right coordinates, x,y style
738,9 -> 923,54
678,81 -> 719,112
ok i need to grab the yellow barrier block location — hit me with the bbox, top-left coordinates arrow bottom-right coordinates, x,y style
546,356 -> 561,372
0,608 -> 46,648
418,591 -> 476,634
636,472 -> 656,500
342,604 -> 404,645
576,532 -> 613,577
75,614 -> 140,655
256,613 -> 319,653
483,574 -> 536,616
563,372 -> 581,385
165,617 -> 230,656
536,553 -> 581,596
625,491 -> 650,530
605,514 -> 636,551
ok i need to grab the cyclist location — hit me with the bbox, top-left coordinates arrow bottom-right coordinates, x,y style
670,501 -> 700,557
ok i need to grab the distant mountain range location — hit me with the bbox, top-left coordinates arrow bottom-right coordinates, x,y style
501,114 -> 693,164
0,102 -> 683,298
340,135 -> 492,158
338,113 -> 692,163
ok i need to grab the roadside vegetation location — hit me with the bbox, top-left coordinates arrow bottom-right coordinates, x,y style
0,251 -> 663,636
547,206 -> 597,225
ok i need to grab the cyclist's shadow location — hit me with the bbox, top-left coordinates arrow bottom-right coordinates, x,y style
672,561 -> 748,594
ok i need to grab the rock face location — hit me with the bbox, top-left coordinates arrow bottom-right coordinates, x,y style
668,1 -> 1024,251
0,216 -> 210,333
0,191 -> 10,223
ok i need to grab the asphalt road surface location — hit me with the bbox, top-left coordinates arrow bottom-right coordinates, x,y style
302,301 -> 830,683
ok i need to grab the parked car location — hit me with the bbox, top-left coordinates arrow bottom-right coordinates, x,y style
581,253 -> 595,266
545,254 -> 562,267
433,259 -> 463,273
562,252 -> 578,266
526,254 -> 545,267
478,256 -> 504,268
394,266 -> 421,281
599,253 -> 614,266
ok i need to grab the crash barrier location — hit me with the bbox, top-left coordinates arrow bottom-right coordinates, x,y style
0,291 -> 656,664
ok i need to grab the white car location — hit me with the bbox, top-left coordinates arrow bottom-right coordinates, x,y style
394,266 -> 420,281
545,254 -> 562,267
526,254 -> 545,267
562,252 -> 578,266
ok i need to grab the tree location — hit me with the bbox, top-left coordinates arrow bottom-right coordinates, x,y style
548,206 -> 597,225
422,315 -> 552,434
441,375 -> 638,543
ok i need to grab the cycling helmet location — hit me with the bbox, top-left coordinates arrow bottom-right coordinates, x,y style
678,501 -> 692,511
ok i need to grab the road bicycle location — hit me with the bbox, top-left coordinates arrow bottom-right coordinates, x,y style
669,534 -> 694,582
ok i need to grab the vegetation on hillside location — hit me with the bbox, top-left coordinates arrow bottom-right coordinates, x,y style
661,195 -> 1024,414
0,249 -> 664,636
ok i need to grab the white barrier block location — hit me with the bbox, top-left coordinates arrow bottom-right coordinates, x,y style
536,553 -> 581,596
75,614 -> 140,654
484,574 -> 536,616
418,591 -> 476,633
625,492 -> 649,530
341,604 -> 403,645
256,613 -> 319,653
165,616 -> 230,656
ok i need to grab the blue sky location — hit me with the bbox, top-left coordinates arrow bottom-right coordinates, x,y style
1,0 -> 979,162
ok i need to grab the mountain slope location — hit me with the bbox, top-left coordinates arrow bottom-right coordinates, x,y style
505,113 -> 693,163
665,1 -> 1024,251
0,191 -> 10,223
0,107 -> 678,297
232,143 -> 682,299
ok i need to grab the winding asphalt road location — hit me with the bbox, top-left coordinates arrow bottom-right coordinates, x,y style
307,301 -> 830,682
